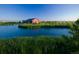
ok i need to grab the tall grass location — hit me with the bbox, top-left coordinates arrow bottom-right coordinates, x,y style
0,36 -> 78,54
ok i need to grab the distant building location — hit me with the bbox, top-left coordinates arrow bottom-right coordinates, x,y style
32,18 -> 41,24
22,18 -> 41,24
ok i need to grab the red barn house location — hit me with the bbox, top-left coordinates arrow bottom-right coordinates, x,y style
32,18 -> 40,24
22,18 -> 41,24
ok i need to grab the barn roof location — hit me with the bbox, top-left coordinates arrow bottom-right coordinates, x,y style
24,18 -> 39,21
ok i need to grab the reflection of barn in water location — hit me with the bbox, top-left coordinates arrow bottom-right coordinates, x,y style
22,18 -> 41,24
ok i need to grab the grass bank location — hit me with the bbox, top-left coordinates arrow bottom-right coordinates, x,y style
0,36 -> 78,54
0,22 -> 19,25
18,21 -> 74,29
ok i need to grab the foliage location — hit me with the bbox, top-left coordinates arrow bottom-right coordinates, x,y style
69,19 -> 79,40
60,18 -> 79,53
75,18 -> 79,24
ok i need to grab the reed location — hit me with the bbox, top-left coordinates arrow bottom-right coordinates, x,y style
0,36 -> 78,54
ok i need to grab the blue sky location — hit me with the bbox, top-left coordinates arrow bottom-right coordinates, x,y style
0,4 -> 79,21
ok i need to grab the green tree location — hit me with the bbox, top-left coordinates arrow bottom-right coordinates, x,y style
70,18 -> 79,40
75,18 -> 79,24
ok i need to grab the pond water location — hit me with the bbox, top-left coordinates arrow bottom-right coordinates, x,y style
0,25 -> 70,38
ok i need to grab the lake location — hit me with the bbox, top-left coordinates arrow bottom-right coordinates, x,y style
0,25 -> 70,38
